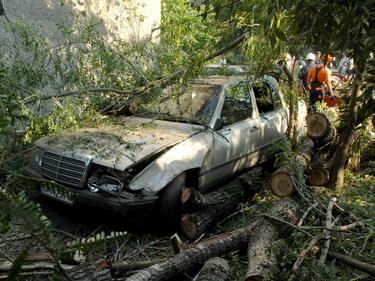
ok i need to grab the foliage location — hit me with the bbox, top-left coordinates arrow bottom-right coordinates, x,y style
0,190 -> 66,279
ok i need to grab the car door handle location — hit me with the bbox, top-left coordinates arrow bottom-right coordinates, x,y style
250,126 -> 259,132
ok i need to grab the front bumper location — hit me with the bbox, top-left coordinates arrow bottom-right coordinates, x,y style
23,166 -> 158,222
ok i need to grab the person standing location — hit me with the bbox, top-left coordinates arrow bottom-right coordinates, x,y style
338,53 -> 350,77
307,53 -> 334,111
270,52 -> 294,86
315,51 -> 323,64
299,52 -> 316,91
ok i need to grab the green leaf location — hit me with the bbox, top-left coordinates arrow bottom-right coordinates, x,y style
274,27 -> 288,42
9,249 -> 29,280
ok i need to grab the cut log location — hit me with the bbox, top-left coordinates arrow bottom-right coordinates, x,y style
126,197 -> 300,281
181,178 -> 253,210
270,168 -> 294,197
192,257 -> 230,281
306,113 -> 331,140
306,112 -> 337,156
308,166 -> 330,186
181,205 -> 236,241
180,179 -> 256,240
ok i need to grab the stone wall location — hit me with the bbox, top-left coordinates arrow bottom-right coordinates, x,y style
0,0 -> 161,44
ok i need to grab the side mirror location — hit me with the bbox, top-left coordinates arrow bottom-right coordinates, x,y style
213,118 -> 223,130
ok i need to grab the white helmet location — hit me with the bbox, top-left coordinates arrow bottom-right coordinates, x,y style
306,53 -> 316,61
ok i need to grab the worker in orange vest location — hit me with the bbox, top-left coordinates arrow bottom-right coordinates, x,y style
307,53 -> 334,111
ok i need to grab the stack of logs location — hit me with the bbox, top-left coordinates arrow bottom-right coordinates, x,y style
270,112 -> 338,197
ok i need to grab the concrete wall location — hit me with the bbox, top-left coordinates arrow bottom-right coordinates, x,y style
0,0 -> 161,43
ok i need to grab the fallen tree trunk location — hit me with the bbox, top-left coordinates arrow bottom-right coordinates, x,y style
180,178 -> 259,240
245,199 -> 300,280
192,257 -> 230,281
126,197 -> 300,281
66,262 -> 111,281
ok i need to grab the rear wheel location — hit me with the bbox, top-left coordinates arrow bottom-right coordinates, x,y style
157,173 -> 186,230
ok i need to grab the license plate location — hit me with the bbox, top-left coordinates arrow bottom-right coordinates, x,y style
40,182 -> 74,205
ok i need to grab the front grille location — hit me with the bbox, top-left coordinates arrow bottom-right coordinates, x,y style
41,152 -> 87,187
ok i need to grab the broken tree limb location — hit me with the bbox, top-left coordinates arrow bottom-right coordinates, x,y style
291,236 -> 320,273
23,88 -> 133,105
328,251 -> 375,276
0,262 -> 74,272
111,259 -> 166,275
319,197 -> 336,264
126,197 -> 300,281
298,202 -> 319,226
334,221 -> 365,231
192,257 -> 230,281
107,32 -> 251,114
66,261 -> 111,281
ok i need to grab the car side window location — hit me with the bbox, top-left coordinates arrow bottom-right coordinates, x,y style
252,82 -> 274,114
221,83 -> 253,125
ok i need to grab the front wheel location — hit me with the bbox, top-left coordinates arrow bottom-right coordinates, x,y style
156,173 -> 186,230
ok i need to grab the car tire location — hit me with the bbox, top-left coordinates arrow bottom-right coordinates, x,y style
156,172 -> 186,230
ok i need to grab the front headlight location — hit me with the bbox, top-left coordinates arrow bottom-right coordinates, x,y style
28,147 -> 44,171
87,175 -> 123,193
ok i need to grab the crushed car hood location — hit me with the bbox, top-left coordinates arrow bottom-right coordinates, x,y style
35,117 -> 202,170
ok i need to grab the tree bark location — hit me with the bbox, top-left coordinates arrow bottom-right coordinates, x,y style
181,178 -> 253,209
126,197 -> 300,281
180,179 -> 255,240
192,257 -> 230,281
329,80 -> 360,189
245,198 -> 300,280
328,251 -> 375,276
66,262 -> 111,281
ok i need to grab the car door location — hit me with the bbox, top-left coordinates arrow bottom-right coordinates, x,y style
199,81 -> 262,189
252,77 -> 288,159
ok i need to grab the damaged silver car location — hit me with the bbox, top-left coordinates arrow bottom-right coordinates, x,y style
24,75 -> 289,226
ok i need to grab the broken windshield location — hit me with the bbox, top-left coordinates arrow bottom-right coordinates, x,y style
130,83 -> 222,126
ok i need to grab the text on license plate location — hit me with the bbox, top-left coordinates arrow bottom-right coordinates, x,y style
40,183 -> 74,205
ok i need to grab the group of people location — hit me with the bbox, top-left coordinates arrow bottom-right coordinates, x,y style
271,51 -> 344,112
